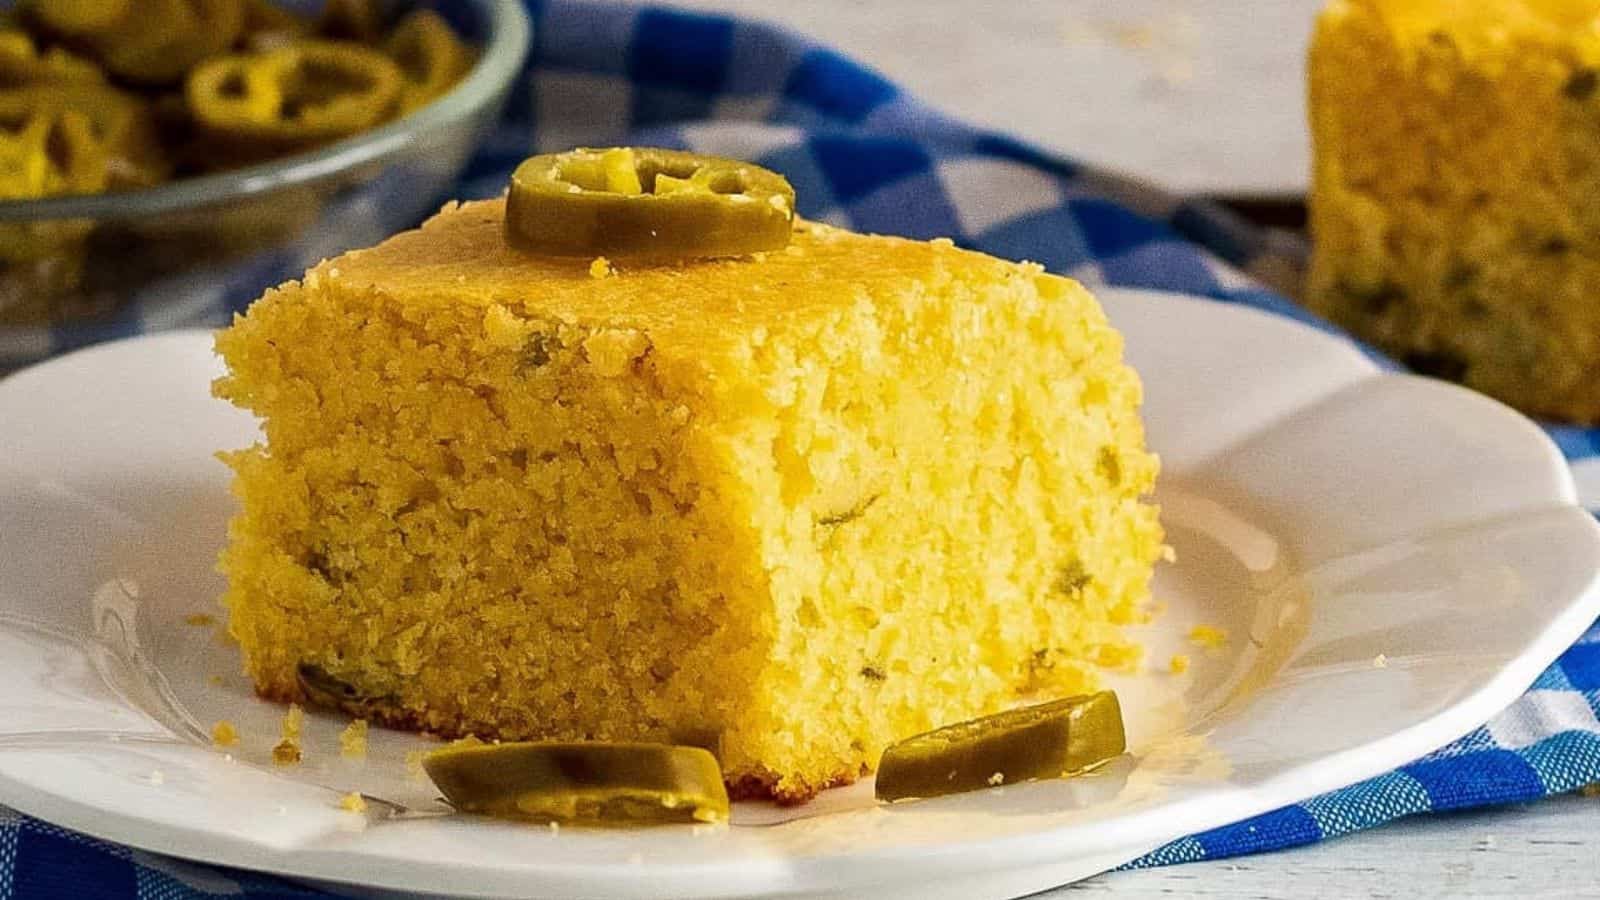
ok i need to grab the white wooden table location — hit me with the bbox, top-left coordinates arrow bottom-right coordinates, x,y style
632,1 -> 1600,895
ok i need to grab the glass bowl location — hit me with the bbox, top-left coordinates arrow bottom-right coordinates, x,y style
0,0 -> 530,368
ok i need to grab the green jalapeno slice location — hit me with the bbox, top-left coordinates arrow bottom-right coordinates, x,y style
874,691 -> 1126,802
505,147 -> 797,260
423,741 -> 731,825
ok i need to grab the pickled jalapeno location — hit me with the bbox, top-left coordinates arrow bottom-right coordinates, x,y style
187,39 -> 402,151
423,741 -> 732,825
874,691 -> 1127,802
385,10 -> 474,113
320,0 -> 387,43
24,0 -> 129,36
241,0 -> 311,51
74,0 -> 205,85
3,0 -> 473,193
0,29 -> 105,86
504,147 -> 797,260
0,109 -> 99,267
0,2 -> 477,327
0,83 -> 169,188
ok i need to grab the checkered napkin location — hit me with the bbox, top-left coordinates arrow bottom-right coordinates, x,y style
4,1 -> 1600,896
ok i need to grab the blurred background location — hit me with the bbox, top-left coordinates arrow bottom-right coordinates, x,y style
0,0 -> 1327,364
653,0 -> 1324,207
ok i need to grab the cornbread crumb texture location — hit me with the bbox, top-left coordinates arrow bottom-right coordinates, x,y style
215,199 -> 1164,801
272,739 -> 302,766
1308,0 -> 1600,422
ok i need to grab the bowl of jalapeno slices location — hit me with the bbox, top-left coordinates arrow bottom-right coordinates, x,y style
0,0 -> 528,360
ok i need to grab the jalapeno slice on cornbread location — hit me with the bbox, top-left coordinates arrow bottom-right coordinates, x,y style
423,741 -> 731,824
875,691 -> 1126,802
504,147 -> 797,260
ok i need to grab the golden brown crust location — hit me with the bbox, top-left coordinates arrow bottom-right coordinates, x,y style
725,766 -> 865,806
257,683 -> 863,804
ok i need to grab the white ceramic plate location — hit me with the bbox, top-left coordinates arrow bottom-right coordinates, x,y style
1,287 -> 1596,900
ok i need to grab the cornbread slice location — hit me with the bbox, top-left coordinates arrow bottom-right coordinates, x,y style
214,199 -> 1163,802
1307,0 -> 1600,423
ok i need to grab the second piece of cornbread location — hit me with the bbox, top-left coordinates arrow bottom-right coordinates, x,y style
214,199 -> 1164,801
1308,0 -> 1600,423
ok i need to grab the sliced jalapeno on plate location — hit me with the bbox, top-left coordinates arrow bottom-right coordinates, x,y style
423,741 -> 731,825
874,691 -> 1126,802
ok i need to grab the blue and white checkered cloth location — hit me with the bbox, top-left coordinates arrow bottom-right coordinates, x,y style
3,1 -> 1600,896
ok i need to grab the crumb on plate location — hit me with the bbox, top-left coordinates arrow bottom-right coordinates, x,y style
273,739 -> 302,766
282,702 -> 304,741
211,720 -> 239,747
339,792 -> 367,813
1188,624 -> 1228,651
1169,654 -> 1190,675
184,613 -> 215,627
340,719 -> 370,759
1092,641 -> 1144,671
405,748 -> 429,780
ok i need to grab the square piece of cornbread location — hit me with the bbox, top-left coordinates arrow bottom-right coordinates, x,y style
1308,0 -> 1600,422
214,199 -> 1163,801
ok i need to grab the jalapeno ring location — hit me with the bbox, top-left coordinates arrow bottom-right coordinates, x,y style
505,147 -> 797,261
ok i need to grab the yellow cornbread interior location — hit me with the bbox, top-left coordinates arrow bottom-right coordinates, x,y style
214,199 -> 1163,801
1307,0 -> 1600,422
